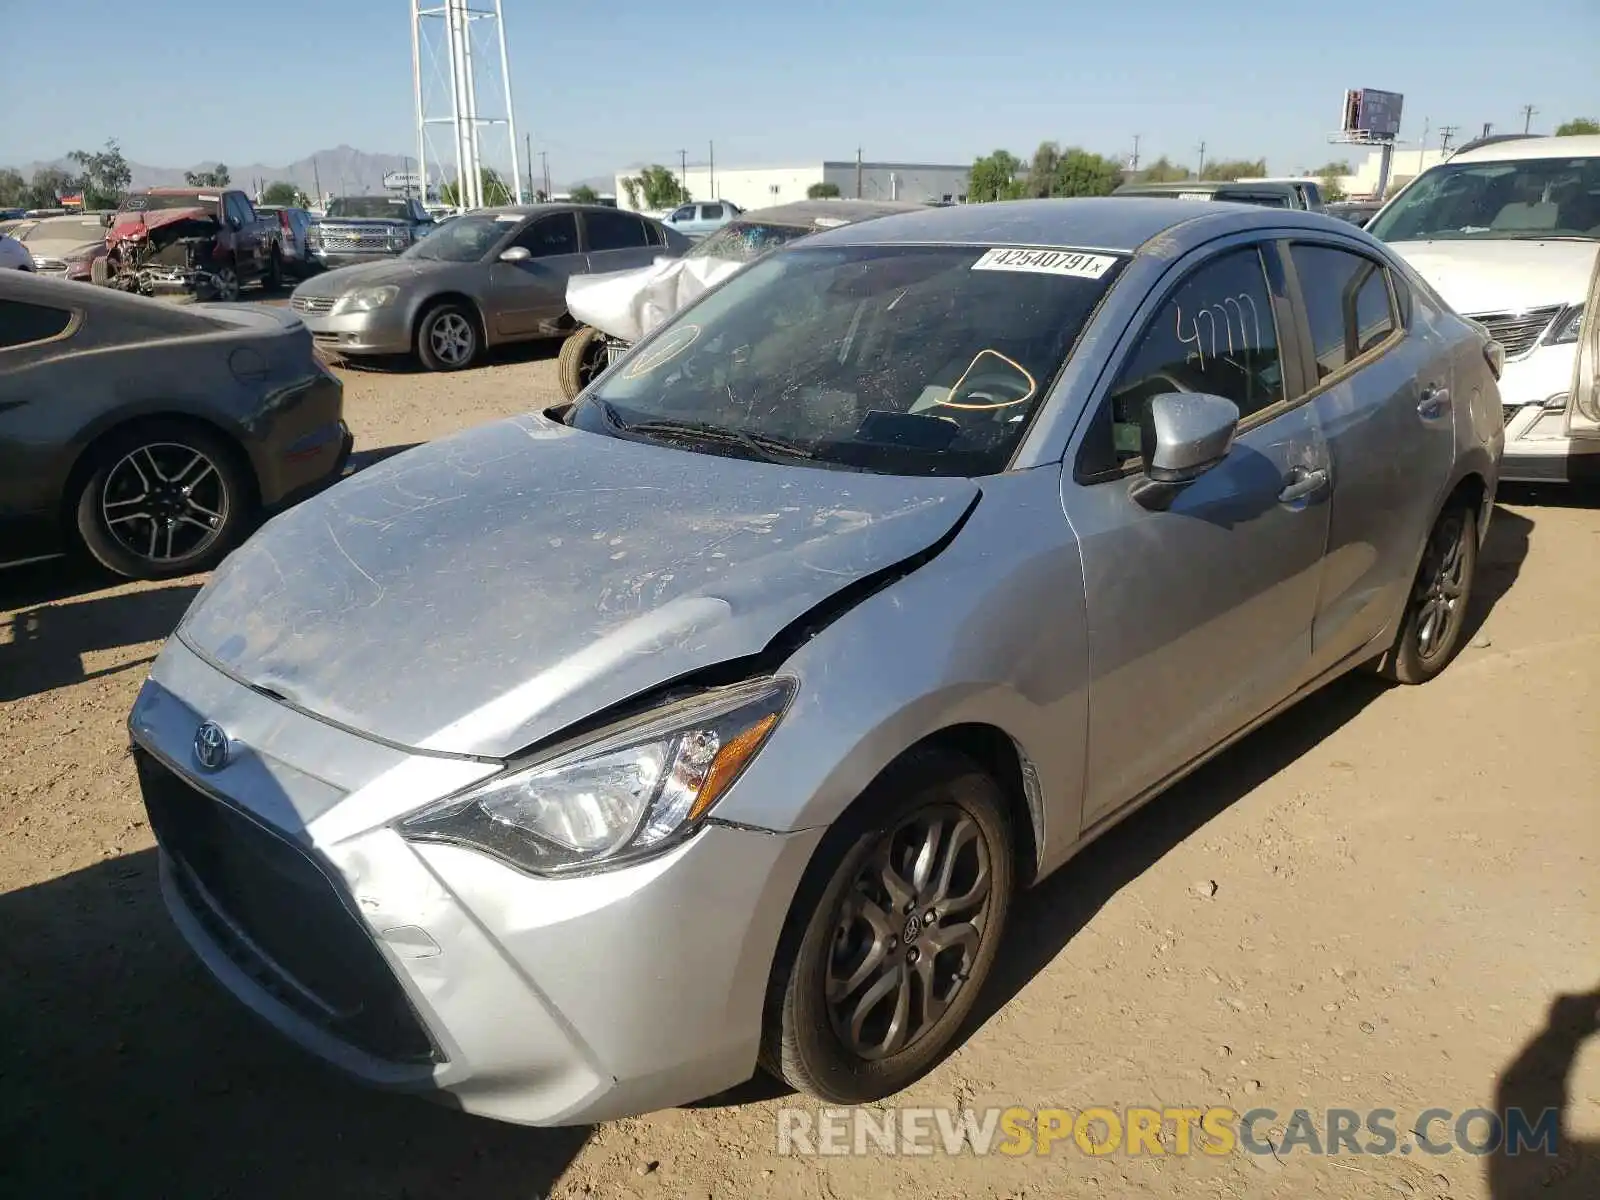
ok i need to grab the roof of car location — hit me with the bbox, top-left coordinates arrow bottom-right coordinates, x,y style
738,199 -> 926,228
1114,180 -> 1299,195
803,196 -> 1350,254
479,203 -> 655,219
1450,134 -> 1600,162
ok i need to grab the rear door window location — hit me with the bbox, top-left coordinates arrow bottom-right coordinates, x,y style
1289,244 -> 1399,382
585,210 -> 651,250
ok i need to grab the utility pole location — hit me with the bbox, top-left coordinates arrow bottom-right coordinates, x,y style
1480,122 -> 1494,140
1438,124 -> 1459,156
312,158 -> 322,207
1130,133 -> 1141,173
856,147 -> 863,198
678,149 -> 688,201
1196,140 -> 1207,179
1415,117 -> 1429,178
1520,104 -> 1538,134
708,141 -> 715,199
525,134 -> 534,200
542,153 -> 551,200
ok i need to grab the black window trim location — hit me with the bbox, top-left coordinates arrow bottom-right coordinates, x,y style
1277,235 -> 1406,405
1071,232 -> 1312,486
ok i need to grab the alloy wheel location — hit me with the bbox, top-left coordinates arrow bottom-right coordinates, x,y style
212,267 -> 240,302
100,442 -> 229,565
429,313 -> 475,366
1414,511 -> 1469,662
825,803 -> 995,1061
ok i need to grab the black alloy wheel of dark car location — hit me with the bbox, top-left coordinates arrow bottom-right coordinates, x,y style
417,301 -> 481,371
1377,501 -> 1479,684
557,326 -> 611,400
761,747 -> 1015,1103
74,422 -> 252,580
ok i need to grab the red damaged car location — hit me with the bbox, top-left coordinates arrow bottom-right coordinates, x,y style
94,187 -> 281,301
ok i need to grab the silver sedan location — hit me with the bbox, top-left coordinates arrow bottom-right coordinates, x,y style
130,199 -> 1502,1125
287,203 -> 691,370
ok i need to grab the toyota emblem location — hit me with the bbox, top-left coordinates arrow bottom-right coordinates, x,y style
193,721 -> 231,772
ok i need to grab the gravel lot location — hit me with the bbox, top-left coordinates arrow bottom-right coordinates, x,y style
2,347 -> 1597,1200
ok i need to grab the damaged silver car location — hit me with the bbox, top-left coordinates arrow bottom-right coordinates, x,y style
130,199 -> 1501,1126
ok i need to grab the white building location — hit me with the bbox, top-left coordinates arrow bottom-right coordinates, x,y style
1332,146 -> 1452,200
614,160 -> 972,214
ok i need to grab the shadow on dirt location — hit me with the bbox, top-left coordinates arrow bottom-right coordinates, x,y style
327,336 -> 563,375
0,848 -> 591,1199
1463,503 -> 1534,641
0,572 -> 202,703
1488,983 -> 1600,1198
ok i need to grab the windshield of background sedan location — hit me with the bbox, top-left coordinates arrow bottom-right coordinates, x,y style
326,196 -> 412,219
570,244 -> 1125,477
1368,156 -> 1600,241
686,219 -> 814,263
119,193 -> 217,212
402,213 -> 507,261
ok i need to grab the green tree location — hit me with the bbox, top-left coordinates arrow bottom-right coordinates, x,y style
569,184 -> 600,204
1555,117 -> 1600,136
440,166 -> 513,207
261,181 -> 307,206
1025,141 -> 1063,197
1055,148 -> 1124,197
622,164 -> 689,210
969,150 -> 1024,202
0,167 -> 26,207
1136,156 -> 1190,183
1200,158 -> 1267,182
67,139 -> 131,209
807,181 -> 842,199
185,163 -> 231,187
25,166 -> 76,208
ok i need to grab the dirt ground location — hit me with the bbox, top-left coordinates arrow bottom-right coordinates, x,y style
2,347 -> 1597,1200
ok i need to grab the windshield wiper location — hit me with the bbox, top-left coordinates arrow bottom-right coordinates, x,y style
625,419 -> 817,463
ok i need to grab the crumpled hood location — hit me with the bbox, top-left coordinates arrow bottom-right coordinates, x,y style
567,255 -> 744,342
177,414 -> 978,758
1389,238 -> 1599,314
108,207 -> 214,244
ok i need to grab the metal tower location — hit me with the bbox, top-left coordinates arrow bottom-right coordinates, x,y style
411,0 -> 523,208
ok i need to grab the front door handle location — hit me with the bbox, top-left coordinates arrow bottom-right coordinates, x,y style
1278,466 -> 1328,503
1418,384 -> 1452,420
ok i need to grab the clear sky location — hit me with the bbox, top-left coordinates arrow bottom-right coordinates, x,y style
1,0 -> 1596,184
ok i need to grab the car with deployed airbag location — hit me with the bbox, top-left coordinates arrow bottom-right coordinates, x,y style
129,198 -> 1501,1126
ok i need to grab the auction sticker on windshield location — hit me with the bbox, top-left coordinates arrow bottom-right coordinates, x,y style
971,248 -> 1118,279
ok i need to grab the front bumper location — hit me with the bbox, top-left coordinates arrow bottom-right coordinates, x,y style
128,641 -> 821,1126
294,304 -> 414,357
1494,344 -> 1600,484
310,248 -> 405,270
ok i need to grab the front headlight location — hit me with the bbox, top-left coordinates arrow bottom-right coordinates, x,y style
397,677 -> 795,876
332,285 -> 400,315
1545,304 -> 1585,346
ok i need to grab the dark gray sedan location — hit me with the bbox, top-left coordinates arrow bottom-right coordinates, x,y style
0,271 -> 349,579
289,204 -> 691,371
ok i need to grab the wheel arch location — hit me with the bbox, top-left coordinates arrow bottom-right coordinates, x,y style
411,291 -> 490,350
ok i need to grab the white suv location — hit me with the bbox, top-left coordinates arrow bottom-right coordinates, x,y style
1367,134 -> 1600,485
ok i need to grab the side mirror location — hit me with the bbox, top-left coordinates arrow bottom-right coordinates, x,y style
499,245 -> 532,263
1130,392 -> 1239,509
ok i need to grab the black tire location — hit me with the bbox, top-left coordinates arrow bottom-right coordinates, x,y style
1375,502 -> 1479,684
557,326 -> 609,400
760,748 -> 1015,1104
416,302 -> 481,371
90,256 -> 110,286
73,421 -> 253,580
199,259 -> 240,303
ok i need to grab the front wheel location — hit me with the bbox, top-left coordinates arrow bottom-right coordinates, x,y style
73,422 -> 253,580
1376,502 -> 1479,684
557,325 -> 610,400
416,302 -> 481,371
200,261 -> 240,303
761,749 -> 1015,1104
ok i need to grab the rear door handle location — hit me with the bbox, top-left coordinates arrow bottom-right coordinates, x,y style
1418,384 -> 1452,419
1278,467 -> 1328,503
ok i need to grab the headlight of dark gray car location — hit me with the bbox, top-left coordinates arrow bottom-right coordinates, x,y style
398,677 -> 795,875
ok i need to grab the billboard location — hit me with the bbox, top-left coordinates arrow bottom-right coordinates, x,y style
383,171 -> 422,191
1341,89 -> 1404,138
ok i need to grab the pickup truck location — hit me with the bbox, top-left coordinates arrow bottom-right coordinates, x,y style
307,195 -> 435,269
95,188 -> 279,300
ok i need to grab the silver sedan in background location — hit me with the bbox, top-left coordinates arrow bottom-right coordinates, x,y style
131,199 -> 1501,1126
288,204 -> 691,371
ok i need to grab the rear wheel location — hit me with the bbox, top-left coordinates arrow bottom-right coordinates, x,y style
760,748 -> 1015,1104
557,326 -> 609,399
73,422 -> 252,580
416,302 -> 480,371
1376,502 -> 1478,684
201,261 -> 240,302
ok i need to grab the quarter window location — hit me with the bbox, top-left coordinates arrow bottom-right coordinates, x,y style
512,213 -> 579,256
0,300 -> 74,349
1290,244 -> 1397,382
1100,246 -> 1285,467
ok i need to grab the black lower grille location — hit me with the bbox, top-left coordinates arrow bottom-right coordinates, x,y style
135,749 -> 438,1064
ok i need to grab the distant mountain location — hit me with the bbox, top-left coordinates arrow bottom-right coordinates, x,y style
8,145 -> 416,197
